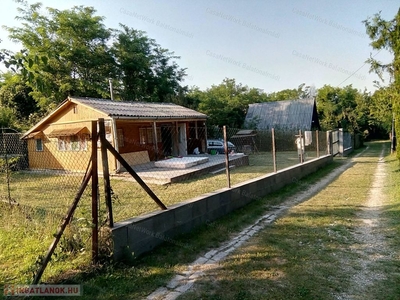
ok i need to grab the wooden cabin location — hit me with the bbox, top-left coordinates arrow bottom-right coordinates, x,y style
22,97 -> 208,173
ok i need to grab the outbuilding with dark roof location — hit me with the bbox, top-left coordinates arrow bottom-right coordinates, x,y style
245,98 -> 320,131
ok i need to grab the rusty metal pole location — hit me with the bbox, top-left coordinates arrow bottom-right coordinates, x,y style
316,130 -> 319,158
223,126 -> 231,188
272,128 -> 277,173
91,121 -> 99,264
98,118 -> 114,228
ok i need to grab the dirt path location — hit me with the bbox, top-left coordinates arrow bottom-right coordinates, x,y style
336,144 -> 390,299
146,151 -> 368,300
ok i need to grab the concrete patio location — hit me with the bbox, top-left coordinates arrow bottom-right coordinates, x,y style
114,153 -> 249,184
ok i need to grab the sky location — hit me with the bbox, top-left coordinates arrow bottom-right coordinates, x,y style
0,0 -> 399,94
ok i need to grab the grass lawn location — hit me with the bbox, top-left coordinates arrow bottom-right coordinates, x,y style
180,141 -> 400,300
0,150 -> 319,222
0,148 -> 327,297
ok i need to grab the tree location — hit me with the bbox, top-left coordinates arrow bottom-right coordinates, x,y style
111,24 -> 186,102
369,83 -> 394,137
4,2 -> 115,108
364,9 -> 400,158
316,85 -> 369,135
0,72 -> 39,124
192,80 -> 315,128
2,1 -> 188,111
197,78 -> 264,128
0,107 -> 16,128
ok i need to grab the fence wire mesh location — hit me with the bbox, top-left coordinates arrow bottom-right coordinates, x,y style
0,127 -> 329,224
0,125 -> 331,282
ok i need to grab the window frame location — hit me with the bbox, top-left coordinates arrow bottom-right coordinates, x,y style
35,138 -> 43,152
57,134 -> 89,152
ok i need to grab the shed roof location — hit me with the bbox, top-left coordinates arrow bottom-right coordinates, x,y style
22,97 -> 207,139
231,129 -> 257,139
48,127 -> 90,137
71,97 -> 207,120
245,98 -> 319,130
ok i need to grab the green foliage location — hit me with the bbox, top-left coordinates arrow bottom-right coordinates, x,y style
369,84 -> 394,136
268,83 -> 316,100
1,1 -> 187,110
193,80 -> 315,128
0,106 -> 16,128
364,9 -> 400,159
196,78 -> 262,128
0,72 -> 40,129
316,84 -> 370,135
111,24 -> 186,102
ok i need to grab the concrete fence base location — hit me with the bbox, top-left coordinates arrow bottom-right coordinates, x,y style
112,154 -> 333,260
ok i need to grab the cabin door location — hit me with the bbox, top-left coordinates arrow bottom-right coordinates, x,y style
178,123 -> 187,156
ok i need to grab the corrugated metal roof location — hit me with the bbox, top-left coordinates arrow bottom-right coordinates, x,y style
235,130 -> 256,135
245,99 -> 317,130
70,97 -> 207,120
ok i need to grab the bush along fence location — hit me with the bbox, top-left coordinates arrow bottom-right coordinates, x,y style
0,121 -> 356,283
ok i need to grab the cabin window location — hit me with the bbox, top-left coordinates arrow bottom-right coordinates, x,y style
71,136 -> 79,151
57,135 -> 88,151
58,138 -> 66,151
35,139 -> 43,151
139,127 -> 161,144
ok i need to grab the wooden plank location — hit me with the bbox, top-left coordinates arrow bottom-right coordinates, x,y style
103,138 -> 167,210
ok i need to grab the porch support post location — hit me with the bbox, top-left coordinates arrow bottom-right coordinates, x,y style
175,122 -> 179,156
153,121 -> 159,161
204,122 -> 208,153
111,118 -> 120,172
195,121 -> 199,139
91,120 -> 99,263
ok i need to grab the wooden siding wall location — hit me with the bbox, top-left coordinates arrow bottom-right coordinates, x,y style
27,101 -> 117,172
52,103 -> 105,123
27,139 -> 117,173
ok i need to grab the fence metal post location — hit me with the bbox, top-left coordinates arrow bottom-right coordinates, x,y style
326,130 -> 331,155
91,121 -> 99,264
99,118 -> 114,227
223,126 -> 231,188
316,130 -> 319,158
299,129 -> 304,163
391,113 -> 395,153
272,128 -> 277,172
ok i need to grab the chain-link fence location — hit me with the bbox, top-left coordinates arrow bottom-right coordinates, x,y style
100,126 -> 328,222
0,126 -> 329,223
0,123 -> 330,282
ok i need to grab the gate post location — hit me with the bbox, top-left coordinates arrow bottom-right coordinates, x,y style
91,120 -> 99,263
272,128 -> 277,172
223,126 -> 231,188
326,130 -> 332,155
98,118 -> 114,227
